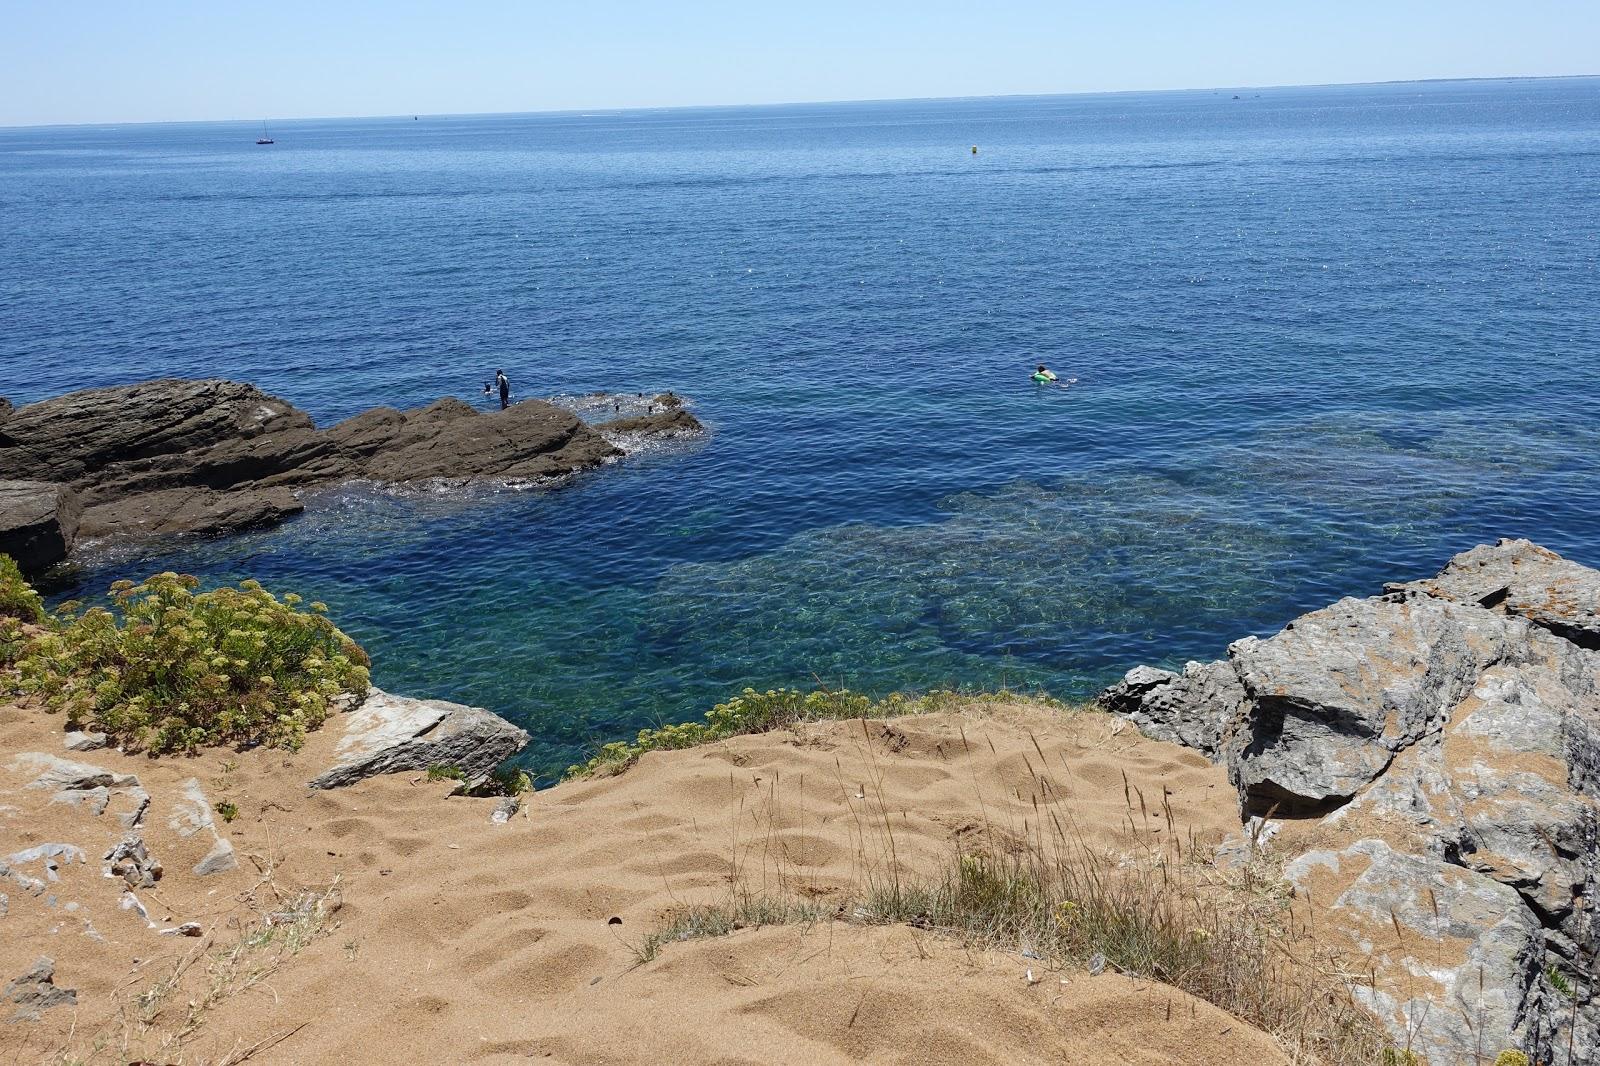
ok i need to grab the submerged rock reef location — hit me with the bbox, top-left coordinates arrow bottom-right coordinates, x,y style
1103,538 -> 1599,1063
0,379 -> 702,570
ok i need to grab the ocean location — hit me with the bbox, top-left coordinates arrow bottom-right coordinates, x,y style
3,78 -> 1597,777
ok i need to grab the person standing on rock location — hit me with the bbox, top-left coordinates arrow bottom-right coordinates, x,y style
495,369 -> 511,410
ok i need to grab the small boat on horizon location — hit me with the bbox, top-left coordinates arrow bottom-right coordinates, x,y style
255,121 -> 274,145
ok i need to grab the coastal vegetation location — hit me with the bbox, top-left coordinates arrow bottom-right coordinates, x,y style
1,557 -> 369,754
564,685 -> 1074,778
0,551 -> 45,667
0,550 -> 46,623
7,541 -> 1592,1063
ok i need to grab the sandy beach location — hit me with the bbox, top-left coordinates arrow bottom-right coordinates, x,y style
2,699 -> 1290,1065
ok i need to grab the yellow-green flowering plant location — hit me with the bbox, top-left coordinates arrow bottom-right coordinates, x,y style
0,553 -> 45,624
17,572 -> 369,754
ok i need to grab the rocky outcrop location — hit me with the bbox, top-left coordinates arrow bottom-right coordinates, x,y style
103,837 -> 162,889
309,688 -> 530,790
1101,541 -> 1600,1063
1099,660 -> 1246,759
1388,537 -> 1600,650
0,480 -> 81,572
0,379 -> 703,570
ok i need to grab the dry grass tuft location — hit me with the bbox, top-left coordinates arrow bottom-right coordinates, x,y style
629,710 -> 1391,1066
632,892 -> 832,964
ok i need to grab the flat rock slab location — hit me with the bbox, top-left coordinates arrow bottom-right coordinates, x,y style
310,688 -> 529,790
9,752 -> 136,793
62,731 -> 109,752
193,838 -> 237,877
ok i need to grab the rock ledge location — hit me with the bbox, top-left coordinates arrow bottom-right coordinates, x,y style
0,379 -> 704,570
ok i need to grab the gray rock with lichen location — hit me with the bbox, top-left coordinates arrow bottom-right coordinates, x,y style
310,688 -> 529,790
1228,594 -> 1597,814
1388,537 -> 1600,649
4,958 -> 76,1022
1099,660 -> 1247,759
1284,838 -> 1547,1058
1100,541 -> 1600,1062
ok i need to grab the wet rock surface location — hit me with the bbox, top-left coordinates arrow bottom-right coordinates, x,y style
0,378 -> 703,570
1101,540 -> 1600,1063
596,408 -> 704,437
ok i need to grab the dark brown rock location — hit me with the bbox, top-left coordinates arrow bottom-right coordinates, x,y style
0,379 -> 312,485
322,407 -> 408,459
0,480 -> 81,571
597,409 -> 704,436
0,379 -> 694,560
78,486 -> 305,539
362,400 -> 618,482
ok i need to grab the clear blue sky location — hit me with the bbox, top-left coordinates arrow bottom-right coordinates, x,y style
3,1 -> 1596,127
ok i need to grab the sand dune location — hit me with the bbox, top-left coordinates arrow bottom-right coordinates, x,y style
1,701 -> 1286,1065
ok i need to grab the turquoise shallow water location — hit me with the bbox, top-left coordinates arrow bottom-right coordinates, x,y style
2,79 -> 1598,778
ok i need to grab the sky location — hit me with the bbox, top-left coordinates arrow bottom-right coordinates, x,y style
3,1 -> 1597,127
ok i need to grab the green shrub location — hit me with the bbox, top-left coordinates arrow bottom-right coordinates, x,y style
16,572 -> 369,754
215,800 -> 239,823
475,765 -> 533,796
426,764 -> 467,783
0,554 -> 45,623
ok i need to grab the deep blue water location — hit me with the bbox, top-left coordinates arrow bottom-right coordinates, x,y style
3,80 -> 1598,778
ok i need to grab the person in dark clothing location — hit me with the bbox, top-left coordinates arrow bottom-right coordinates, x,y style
495,369 -> 511,410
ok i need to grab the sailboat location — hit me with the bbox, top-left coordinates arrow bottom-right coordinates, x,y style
255,121 -> 274,145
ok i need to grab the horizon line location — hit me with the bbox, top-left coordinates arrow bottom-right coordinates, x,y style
3,71 -> 1596,133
